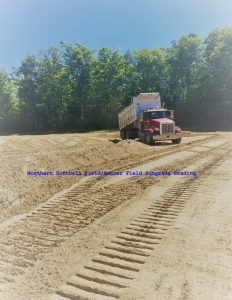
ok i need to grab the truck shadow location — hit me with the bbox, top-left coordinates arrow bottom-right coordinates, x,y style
109,139 -> 121,144
151,141 -> 173,146
109,139 -> 173,146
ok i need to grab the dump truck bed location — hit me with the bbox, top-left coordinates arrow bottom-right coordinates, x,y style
118,93 -> 161,130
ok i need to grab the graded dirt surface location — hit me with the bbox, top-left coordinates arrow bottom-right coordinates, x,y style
0,130 -> 231,300
0,130 -> 213,223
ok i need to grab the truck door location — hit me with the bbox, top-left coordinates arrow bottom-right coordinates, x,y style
142,112 -> 150,131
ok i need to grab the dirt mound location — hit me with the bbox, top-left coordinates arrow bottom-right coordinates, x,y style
0,132 -> 152,222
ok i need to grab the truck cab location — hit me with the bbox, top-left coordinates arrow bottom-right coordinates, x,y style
138,108 -> 182,144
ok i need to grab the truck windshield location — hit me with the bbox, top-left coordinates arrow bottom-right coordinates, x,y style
147,111 -> 167,119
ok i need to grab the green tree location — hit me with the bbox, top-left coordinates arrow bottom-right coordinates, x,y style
16,55 -> 40,130
62,43 -> 94,128
133,48 -> 168,97
91,47 -> 125,128
0,70 -> 17,119
167,34 -> 202,105
36,47 -> 71,130
121,51 -> 141,107
195,28 -> 232,128
201,28 -> 232,105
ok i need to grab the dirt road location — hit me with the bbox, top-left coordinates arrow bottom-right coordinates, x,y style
0,131 -> 231,300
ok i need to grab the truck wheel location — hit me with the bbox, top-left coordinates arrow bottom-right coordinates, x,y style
172,138 -> 181,144
125,131 -> 131,139
120,130 -> 125,140
130,131 -> 137,140
145,133 -> 153,145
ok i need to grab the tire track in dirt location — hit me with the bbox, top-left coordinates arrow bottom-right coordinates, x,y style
0,139 -> 228,286
50,150 -> 230,300
0,133 -> 215,223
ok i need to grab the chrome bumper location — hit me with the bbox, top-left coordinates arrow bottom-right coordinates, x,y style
153,134 -> 182,141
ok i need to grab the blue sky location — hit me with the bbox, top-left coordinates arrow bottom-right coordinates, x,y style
0,0 -> 232,71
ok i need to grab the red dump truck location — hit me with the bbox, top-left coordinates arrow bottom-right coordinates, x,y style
118,93 -> 182,145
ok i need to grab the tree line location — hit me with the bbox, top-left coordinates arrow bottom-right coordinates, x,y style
0,27 -> 232,133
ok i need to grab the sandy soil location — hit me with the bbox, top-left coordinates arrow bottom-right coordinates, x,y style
0,130 -> 214,223
120,149 -> 232,300
0,130 -> 231,300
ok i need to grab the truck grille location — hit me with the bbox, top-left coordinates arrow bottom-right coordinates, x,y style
161,123 -> 174,134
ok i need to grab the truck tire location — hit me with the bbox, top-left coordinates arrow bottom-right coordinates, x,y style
125,131 -> 131,139
172,138 -> 181,144
125,130 -> 136,140
120,130 -> 125,140
130,131 -> 137,140
145,133 -> 153,145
